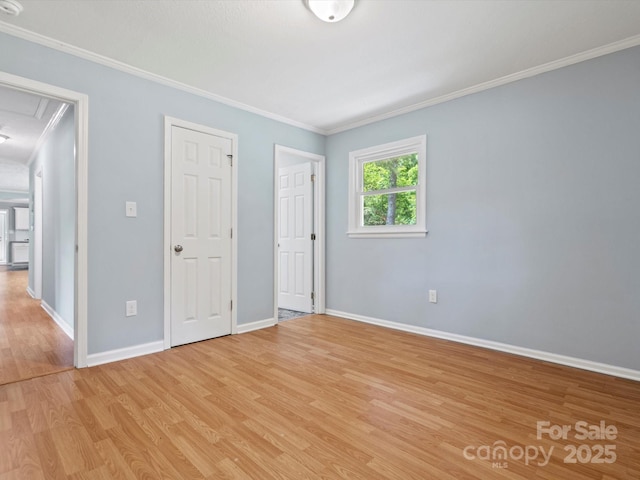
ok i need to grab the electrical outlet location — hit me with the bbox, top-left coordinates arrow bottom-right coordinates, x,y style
126,300 -> 137,317
429,290 -> 437,304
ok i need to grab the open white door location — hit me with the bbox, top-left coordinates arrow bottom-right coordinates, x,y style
278,162 -> 314,313
170,125 -> 233,346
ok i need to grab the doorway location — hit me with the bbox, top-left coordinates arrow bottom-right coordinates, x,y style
273,145 -> 325,322
0,71 -> 89,368
163,116 -> 238,348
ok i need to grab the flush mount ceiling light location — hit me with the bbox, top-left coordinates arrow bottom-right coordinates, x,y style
0,134 -> 10,144
305,0 -> 355,23
0,0 -> 23,16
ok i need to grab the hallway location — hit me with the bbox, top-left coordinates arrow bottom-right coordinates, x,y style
0,269 -> 73,385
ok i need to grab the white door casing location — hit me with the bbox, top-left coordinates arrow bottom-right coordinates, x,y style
0,71 -> 88,368
273,145 -> 326,321
34,169 -> 43,298
0,210 -> 7,264
166,119 -> 237,347
278,162 -> 313,313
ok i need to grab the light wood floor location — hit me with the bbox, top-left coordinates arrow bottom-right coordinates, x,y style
1,314 -> 639,479
0,270 -> 74,386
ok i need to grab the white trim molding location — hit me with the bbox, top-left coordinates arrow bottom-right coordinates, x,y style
237,318 -> 276,334
327,34 -> 640,134
3,21 -> 639,137
86,341 -> 164,367
273,145 -> 326,322
27,103 -> 70,166
325,309 -> 640,382
0,71 -> 89,368
41,300 -> 74,340
0,22 -> 324,135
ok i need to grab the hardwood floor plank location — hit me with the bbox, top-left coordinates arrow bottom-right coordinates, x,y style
0,271 -> 73,386
102,426 -> 165,480
92,438 -> 142,480
240,418 -> 323,472
0,314 -> 639,478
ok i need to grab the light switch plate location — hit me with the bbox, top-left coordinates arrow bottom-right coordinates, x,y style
126,300 -> 137,317
429,290 -> 437,304
125,201 -> 137,217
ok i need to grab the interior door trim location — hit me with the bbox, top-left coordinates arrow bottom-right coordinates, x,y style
273,145 -> 326,322
0,71 -> 89,368
0,209 -> 7,265
163,116 -> 238,349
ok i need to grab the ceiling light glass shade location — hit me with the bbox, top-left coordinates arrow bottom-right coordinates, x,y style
0,134 -> 9,144
0,0 -> 23,16
306,0 -> 354,23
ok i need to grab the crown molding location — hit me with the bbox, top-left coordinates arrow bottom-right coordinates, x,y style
27,102 -> 69,166
2,21 -> 639,138
327,33 -> 640,135
0,21 -> 327,135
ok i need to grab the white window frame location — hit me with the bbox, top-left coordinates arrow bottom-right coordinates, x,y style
348,135 -> 427,238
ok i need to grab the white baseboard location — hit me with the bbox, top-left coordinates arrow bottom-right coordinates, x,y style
325,309 -> 640,382
236,317 -> 276,334
41,300 -> 74,340
87,319 -> 274,368
26,286 -> 35,298
87,340 -> 165,367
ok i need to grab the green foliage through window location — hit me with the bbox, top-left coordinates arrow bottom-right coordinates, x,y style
361,154 -> 418,226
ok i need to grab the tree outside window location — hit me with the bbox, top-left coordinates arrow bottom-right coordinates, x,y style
362,154 -> 418,226
348,135 -> 427,238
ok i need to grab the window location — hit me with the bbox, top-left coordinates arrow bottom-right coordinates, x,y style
348,135 -> 427,238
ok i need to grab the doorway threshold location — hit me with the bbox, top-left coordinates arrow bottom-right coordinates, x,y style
278,308 -> 311,321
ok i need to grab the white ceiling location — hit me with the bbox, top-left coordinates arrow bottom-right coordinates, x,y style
1,1 -> 640,134
0,85 -> 65,195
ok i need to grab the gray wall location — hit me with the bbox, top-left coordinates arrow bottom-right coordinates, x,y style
28,106 -> 75,330
326,45 -> 640,370
0,32 -> 324,355
2,30 -> 638,371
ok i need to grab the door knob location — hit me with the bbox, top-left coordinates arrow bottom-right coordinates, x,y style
174,245 -> 183,253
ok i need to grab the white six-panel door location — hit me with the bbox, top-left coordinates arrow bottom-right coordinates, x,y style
170,126 -> 232,346
278,162 -> 313,313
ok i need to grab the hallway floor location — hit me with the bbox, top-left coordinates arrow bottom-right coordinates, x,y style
0,269 -> 73,385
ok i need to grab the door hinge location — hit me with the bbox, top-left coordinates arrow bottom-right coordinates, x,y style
230,300 -> 233,311
227,154 -> 233,166
230,228 -> 233,239
311,233 -> 316,241
311,173 -> 316,182
311,291 -> 315,301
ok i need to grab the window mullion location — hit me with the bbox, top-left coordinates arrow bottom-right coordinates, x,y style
361,185 -> 416,196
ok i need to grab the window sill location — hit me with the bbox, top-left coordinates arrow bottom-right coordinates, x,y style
347,230 -> 428,239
